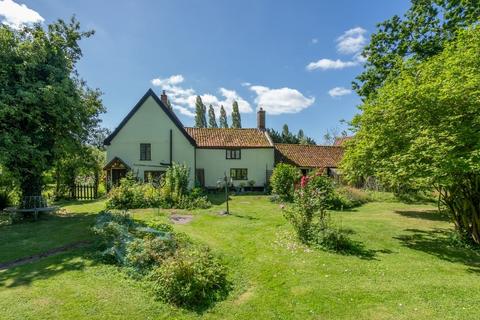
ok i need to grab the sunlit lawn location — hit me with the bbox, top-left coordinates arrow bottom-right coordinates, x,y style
0,195 -> 479,319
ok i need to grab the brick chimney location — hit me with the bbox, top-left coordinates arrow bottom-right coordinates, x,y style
257,107 -> 266,131
160,90 -> 169,106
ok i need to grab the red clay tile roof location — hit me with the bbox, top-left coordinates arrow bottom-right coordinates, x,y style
274,144 -> 344,168
185,128 -> 273,148
333,136 -> 353,146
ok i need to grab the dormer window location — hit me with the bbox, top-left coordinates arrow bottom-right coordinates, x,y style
226,149 -> 241,159
140,143 -> 151,161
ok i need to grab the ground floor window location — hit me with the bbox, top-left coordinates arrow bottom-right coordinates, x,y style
230,168 -> 248,180
144,170 -> 164,184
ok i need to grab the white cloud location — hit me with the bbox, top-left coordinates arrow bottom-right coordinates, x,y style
0,0 -> 43,28
151,75 -> 252,117
311,38 -> 318,44
241,82 -> 251,87
173,105 -> 195,117
328,87 -> 352,97
151,74 -> 184,87
306,58 -> 357,71
336,27 -> 367,55
250,85 -> 315,115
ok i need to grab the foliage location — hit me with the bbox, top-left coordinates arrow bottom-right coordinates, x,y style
270,163 -> 301,201
231,101 -> 242,128
106,176 -> 163,210
331,186 -> 371,210
194,96 -> 207,128
149,245 -> 231,309
219,105 -> 229,128
208,105 -> 218,128
267,125 -> 316,145
92,211 -> 230,309
106,165 -> 211,210
284,171 -> 358,252
354,0 -> 480,99
343,26 -> 480,244
0,18 -> 105,197
160,163 -> 190,204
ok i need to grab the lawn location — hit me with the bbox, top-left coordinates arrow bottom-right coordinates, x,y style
0,195 -> 479,319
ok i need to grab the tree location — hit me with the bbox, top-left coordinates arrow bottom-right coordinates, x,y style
354,0 -> 480,99
0,18 -> 105,197
219,105 -> 228,128
267,126 -> 316,145
208,105 -> 218,128
231,101 -> 241,128
194,96 -> 207,128
342,27 -> 480,244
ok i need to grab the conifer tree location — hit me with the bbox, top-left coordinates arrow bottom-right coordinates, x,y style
231,101 -> 242,128
208,105 -> 218,128
194,96 -> 207,128
219,105 -> 229,128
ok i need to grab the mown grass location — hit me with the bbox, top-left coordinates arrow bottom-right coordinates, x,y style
0,195 -> 479,319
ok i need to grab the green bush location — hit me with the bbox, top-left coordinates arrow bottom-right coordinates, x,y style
106,167 -> 211,210
270,163 -> 301,201
92,211 -> 230,309
330,186 -> 371,210
149,246 -> 231,309
161,163 -> 190,203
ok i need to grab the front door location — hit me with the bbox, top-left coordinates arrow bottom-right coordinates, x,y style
111,169 -> 127,186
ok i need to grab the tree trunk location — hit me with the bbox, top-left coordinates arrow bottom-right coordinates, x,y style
20,173 -> 43,197
440,175 -> 480,245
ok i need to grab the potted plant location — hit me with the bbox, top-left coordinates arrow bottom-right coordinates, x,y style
239,182 -> 246,193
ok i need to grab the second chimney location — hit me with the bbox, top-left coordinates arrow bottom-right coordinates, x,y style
160,90 -> 169,106
257,107 -> 266,131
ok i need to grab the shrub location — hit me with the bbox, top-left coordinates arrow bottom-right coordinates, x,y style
161,163 -> 190,203
283,171 -> 359,253
92,211 -> 230,309
270,163 -> 301,201
330,186 -> 371,210
149,246 -> 231,309
106,167 -> 211,210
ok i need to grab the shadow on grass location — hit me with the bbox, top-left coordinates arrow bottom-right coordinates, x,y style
0,212 -> 99,289
395,209 -> 450,222
395,228 -> 480,274
0,249 -> 94,288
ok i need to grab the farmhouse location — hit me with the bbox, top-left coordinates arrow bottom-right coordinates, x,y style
104,89 -> 344,188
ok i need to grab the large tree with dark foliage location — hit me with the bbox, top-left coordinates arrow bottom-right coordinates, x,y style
219,105 -> 228,128
353,0 -> 480,100
0,17 -> 105,197
208,105 -> 218,128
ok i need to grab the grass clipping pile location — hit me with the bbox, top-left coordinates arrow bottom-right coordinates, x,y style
92,211 -> 231,310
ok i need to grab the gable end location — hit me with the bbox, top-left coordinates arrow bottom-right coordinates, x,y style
103,89 -> 196,146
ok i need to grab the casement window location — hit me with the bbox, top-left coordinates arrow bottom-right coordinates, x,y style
144,170 -> 164,183
230,168 -> 248,180
140,143 -> 151,161
226,149 -> 241,159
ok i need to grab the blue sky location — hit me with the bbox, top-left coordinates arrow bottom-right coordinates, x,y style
0,0 -> 410,143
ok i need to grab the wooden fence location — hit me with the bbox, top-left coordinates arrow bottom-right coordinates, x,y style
71,184 -> 98,200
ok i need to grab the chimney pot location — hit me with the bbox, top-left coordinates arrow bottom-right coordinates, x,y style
257,107 -> 266,131
160,90 -> 168,106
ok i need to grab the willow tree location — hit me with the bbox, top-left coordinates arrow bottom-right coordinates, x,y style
0,18 -> 104,197
342,27 -> 480,244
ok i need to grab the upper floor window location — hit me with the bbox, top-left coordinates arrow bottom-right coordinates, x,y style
140,143 -> 151,161
226,149 -> 241,159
